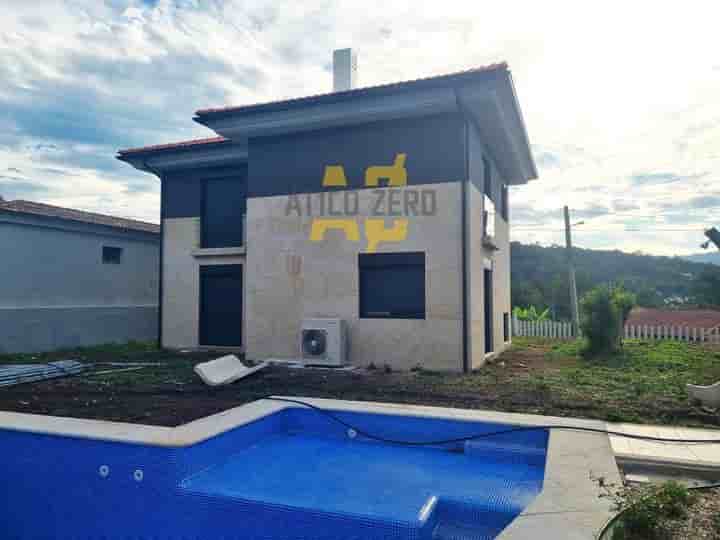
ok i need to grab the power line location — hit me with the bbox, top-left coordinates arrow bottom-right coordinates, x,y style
513,227 -> 707,232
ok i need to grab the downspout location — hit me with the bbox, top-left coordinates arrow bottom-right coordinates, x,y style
143,158 -> 164,350
454,89 -> 470,373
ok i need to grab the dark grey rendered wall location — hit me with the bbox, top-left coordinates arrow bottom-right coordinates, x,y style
0,213 -> 160,353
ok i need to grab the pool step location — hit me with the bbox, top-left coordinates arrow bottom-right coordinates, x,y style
432,521 -> 502,540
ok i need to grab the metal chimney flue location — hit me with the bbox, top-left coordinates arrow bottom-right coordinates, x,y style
333,48 -> 357,92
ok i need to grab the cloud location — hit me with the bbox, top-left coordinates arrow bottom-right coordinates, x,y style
628,172 -> 709,186
0,177 -> 51,199
1,0 -> 720,251
613,200 -> 640,212
535,151 -> 561,169
574,204 -> 610,219
689,195 -> 720,209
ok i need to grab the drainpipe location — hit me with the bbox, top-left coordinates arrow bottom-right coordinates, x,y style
453,89 -> 470,373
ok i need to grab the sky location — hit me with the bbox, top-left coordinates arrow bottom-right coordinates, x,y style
1,0 -> 719,255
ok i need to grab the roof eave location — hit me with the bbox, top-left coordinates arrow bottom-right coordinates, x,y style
116,142 -> 249,176
456,74 -> 537,185
193,86 -> 461,141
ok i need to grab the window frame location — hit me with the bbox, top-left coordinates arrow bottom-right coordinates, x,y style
358,252 -> 426,320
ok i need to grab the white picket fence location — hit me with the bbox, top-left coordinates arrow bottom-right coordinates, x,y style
512,317 -> 575,339
512,315 -> 720,343
623,324 -> 720,344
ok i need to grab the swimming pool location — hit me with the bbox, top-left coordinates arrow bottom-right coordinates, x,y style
0,400 -> 548,540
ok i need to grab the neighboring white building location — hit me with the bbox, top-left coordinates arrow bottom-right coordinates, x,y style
119,59 -> 537,371
0,199 -> 160,353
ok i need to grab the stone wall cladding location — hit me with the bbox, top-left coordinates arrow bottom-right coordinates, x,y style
162,217 -> 245,349
245,182 -> 463,371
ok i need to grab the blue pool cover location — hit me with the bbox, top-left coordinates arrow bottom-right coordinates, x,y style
1,406 -> 547,539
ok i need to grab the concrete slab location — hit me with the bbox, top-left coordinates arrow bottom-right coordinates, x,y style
497,429 -> 620,540
194,355 -> 268,386
687,381 -> 720,408
609,422 -> 720,469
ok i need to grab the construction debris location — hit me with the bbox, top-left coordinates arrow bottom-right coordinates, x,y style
87,366 -> 145,377
687,381 -> 720,409
194,355 -> 268,386
0,360 -> 85,388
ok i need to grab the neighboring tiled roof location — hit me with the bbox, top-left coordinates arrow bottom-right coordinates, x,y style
118,136 -> 228,156
195,62 -> 508,117
626,308 -> 720,329
0,199 -> 160,234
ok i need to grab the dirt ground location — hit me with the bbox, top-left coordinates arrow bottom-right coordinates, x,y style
0,351 -> 523,426
0,339 -> 717,427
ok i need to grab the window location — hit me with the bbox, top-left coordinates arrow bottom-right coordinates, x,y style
484,196 -> 496,238
482,156 -> 496,238
503,312 -> 510,342
202,176 -> 246,248
500,184 -> 509,221
359,252 -> 425,319
102,246 -> 123,264
483,156 -> 492,198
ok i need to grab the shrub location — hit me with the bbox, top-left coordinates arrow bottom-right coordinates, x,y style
512,305 -> 550,322
580,284 -> 636,356
605,481 -> 698,540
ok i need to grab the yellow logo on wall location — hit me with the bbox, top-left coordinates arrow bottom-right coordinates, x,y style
310,153 -> 409,253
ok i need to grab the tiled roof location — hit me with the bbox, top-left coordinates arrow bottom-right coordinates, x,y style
0,199 -> 160,234
195,62 -> 508,117
118,136 -> 228,156
118,62 -> 507,159
626,307 -> 720,329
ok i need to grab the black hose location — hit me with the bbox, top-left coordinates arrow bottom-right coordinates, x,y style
265,397 -> 720,446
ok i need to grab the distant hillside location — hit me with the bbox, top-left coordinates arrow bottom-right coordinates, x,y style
683,252 -> 720,266
511,242 -> 720,320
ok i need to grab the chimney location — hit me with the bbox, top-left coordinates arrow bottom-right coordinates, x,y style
333,48 -> 357,92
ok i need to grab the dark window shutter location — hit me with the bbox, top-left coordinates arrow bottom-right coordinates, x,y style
359,252 -> 425,319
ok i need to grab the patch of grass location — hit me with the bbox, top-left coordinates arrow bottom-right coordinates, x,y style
420,338 -> 720,426
533,339 -> 720,424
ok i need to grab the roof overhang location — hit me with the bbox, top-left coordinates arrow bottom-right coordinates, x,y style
455,72 -> 538,184
117,140 -> 248,176
193,68 -> 537,185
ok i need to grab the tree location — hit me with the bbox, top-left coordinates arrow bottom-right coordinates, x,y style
692,267 -> 720,306
580,284 -> 636,356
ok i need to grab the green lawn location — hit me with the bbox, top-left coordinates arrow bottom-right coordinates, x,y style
494,337 -> 720,424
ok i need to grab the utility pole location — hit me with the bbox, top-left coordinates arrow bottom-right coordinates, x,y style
564,206 -> 580,337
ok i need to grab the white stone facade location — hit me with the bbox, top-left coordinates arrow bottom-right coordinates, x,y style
245,182 -> 464,371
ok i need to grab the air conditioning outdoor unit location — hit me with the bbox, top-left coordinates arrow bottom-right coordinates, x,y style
300,318 -> 348,367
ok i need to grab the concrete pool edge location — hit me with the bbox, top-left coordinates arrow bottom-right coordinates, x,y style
0,397 -> 621,539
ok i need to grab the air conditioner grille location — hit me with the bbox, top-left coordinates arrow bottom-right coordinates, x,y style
302,329 -> 327,357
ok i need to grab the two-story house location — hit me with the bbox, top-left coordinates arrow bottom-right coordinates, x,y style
118,53 -> 537,371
